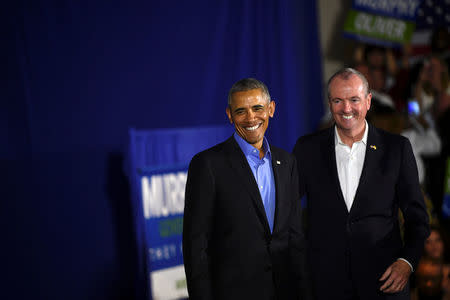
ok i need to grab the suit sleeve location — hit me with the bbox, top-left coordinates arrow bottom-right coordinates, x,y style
397,138 -> 430,269
289,156 -> 313,300
183,153 -> 215,300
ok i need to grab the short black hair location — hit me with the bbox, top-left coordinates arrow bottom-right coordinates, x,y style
228,78 -> 271,106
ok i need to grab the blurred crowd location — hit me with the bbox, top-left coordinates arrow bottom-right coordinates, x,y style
321,27 -> 450,299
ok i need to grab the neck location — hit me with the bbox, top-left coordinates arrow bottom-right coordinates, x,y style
251,141 -> 265,159
258,148 -> 264,159
337,123 -> 366,148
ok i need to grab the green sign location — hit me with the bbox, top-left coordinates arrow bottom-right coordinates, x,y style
344,9 -> 416,44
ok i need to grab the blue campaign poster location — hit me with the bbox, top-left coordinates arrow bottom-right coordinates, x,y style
128,125 -> 232,299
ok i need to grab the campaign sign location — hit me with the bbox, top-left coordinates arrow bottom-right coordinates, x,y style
140,167 -> 188,299
343,10 -> 416,46
352,0 -> 422,20
129,126 -> 232,299
343,0 -> 424,46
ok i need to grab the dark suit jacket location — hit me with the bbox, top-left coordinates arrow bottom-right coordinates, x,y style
292,124 -> 429,300
183,136 -> 311,300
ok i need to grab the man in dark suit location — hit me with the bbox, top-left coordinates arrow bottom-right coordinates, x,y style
293,68 -> 430,300
183,78 -> 311,300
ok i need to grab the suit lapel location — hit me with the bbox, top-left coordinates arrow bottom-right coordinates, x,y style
349,123 -> 382,215
325,127 -> 348,213
270,148 -> 283,234
225,137 -> 271,235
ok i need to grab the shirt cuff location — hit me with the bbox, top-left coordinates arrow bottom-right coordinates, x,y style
397,258 -> 414,272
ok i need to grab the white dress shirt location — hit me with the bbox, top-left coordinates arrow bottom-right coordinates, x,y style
334,121 -> 368,212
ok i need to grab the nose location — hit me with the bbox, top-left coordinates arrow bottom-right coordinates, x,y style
245,110 -> 256,121
343,101 -> 352,112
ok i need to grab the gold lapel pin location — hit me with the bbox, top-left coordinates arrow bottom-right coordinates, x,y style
276,160 -> 281,165
370,145 -> 377,150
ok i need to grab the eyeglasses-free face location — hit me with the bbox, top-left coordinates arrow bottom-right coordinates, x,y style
226,88 -> 275,150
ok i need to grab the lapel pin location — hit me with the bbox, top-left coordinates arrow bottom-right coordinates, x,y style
370,145 -> 377,150
276,160 -> 281,165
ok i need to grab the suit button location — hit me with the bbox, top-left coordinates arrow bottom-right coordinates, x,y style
264,265 -> 272,272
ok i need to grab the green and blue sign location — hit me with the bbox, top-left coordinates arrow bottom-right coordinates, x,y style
344,0 -> 424,46
129,126 -> 232,299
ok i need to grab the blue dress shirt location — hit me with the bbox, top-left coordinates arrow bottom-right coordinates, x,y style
234,132 -> 276,232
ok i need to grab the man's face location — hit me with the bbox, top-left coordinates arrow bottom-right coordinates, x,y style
226,88 -> 275,148
329,74 -> 371,136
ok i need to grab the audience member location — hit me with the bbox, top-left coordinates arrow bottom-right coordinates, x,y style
413,56 -> 450,118
412,259 -> 449,300
368,109 -> 441,187
412,226 -> 450,300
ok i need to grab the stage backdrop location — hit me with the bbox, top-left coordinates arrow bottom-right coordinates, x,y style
5,1 -> 323,299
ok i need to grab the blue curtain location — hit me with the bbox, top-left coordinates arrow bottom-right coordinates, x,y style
4,1 -> 323,299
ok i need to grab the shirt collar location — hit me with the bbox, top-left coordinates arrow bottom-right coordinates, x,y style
334,120 -> 369,146
233,132 -> 271,158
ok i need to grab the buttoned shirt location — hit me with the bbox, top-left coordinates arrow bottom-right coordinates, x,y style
334,121 -> 368,212
234,132 -> 276,232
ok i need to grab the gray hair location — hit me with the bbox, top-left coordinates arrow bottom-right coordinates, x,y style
327,68 -> 370,99
228,78 -> 271,106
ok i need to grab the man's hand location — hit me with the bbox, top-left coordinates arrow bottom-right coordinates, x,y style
379,260 -> 412,293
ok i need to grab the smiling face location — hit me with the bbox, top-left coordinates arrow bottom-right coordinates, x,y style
226,88 -> 275,150
329,74 -> 371,139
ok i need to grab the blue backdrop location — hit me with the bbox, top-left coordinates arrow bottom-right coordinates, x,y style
4,1 -> 323,299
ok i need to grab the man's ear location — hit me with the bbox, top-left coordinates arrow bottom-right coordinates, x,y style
226,107 -> 233,124
269,101 -> 276,118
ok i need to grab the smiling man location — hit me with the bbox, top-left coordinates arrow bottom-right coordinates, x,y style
225,87 -> 275,158
183,78 -> 312,300
292,68 -> 429,300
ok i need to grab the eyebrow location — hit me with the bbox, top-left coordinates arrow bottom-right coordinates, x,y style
233,104 -> 265,112
331,96 -> 360,101
252,104 -> 265,109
